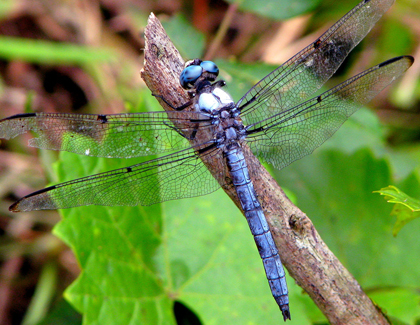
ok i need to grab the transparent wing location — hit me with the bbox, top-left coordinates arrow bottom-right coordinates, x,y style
237,0 -> 395,126
245,56 -> 413,170
10,142 -> 225,212
0,111 -> 213,158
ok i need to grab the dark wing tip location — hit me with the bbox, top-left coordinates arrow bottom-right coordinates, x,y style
281,306 -> 291,321
9,201 -> 21,212
408,55 -> 415,65
1,113 -> 36,122
8,185 -> 57,212
378,55 -> 414,68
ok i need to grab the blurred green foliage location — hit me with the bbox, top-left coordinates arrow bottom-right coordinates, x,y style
375,186 -> 420,236
0,36 -> 117,65
225,0 -> 321,20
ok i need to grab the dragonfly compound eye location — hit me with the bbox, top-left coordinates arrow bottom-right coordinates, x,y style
200,61 -> 219,75
180,65 -> 203,89
200,61 -> 219,82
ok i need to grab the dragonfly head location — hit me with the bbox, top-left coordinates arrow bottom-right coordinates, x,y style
180,59 -> 219,89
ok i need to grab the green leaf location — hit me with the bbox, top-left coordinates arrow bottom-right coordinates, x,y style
38,299 -> 81,325
0,36 -> 117,65
51,149 -> 316,324
162,14 -> 205,59
274,148 -> 420,321
374,185 -> 420,236
225,0 -> 321,20
369,288 -> 420,325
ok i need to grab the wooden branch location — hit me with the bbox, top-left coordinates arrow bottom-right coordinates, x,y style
140,13 -> 390,325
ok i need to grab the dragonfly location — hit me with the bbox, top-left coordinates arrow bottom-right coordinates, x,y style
0,0 -> 414,321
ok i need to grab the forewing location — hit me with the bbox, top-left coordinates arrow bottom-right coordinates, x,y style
245,56 -> 413,170
237,0 -> 395,125
10,143 -> 225,212
0,111 -> 213,158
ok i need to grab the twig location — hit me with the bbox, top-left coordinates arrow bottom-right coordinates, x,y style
140,13 -> 390,325
204,3 -> 238,61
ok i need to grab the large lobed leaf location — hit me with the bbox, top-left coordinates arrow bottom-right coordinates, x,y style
52,151 -> 316,324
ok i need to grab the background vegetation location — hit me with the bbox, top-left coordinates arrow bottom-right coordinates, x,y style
0,0 -> 419,324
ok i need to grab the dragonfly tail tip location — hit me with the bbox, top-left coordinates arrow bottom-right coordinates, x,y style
281,306 -> 291,321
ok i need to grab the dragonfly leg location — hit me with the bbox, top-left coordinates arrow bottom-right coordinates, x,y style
152,93 -> 193,111
211,80 -> 226,89
163,121 -> 198,141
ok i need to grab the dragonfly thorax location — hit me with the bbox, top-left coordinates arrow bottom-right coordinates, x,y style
196,87 -> 234,114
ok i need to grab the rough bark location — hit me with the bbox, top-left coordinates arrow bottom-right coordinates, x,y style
140,13 -> 390,325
